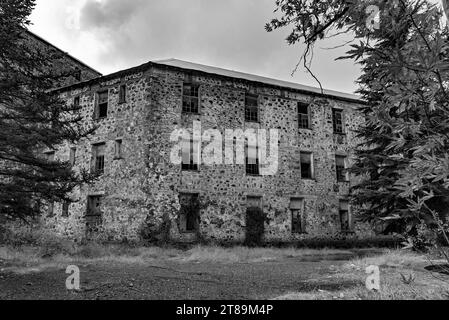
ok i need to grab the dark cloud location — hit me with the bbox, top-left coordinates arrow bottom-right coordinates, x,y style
78,0 -> 360,93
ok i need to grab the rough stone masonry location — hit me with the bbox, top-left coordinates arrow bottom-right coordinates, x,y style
43,58 -> 375,243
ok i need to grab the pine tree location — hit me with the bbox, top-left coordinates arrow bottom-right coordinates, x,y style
266,0 -> 449,247
0,0 -> 95,221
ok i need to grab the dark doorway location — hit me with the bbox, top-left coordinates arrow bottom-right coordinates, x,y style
245,202 -> 265,247
86,195 -> 103,236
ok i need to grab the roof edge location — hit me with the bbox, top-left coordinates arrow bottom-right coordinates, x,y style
52,59 -> 365,105
25,29 -> 102,76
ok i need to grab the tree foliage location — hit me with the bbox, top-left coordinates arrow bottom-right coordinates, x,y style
0,0 -> 95,221
267,0 -> 449,245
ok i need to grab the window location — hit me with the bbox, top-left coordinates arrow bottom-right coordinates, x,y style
96,91 -> 109,119
74,69 -> 81,81
114,139 -> 122,160
298,102 -> 310,129
44,151 -> 55,162
290,198 -> 305,234
181,139 -> 199,171
69,147 -> 76,166
245,138 -> 260,176
182,83 -> 199,114
47,202 -> 54,217
339,201 -> 351,232
300,152 -> 313,179
74,96 -> 80,108
86,196 -> 103,234
119,84 -> 126,104
92,143 -> 106,174
62,201 -> 70,217
336,155 -> 348,182
332,108 -> 344,134
245,93 -> 259,122
179,193 -> 199,232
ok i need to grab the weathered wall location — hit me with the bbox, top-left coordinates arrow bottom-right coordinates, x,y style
45,64 -> 374,242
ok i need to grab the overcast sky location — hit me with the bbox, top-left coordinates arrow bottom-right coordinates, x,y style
29,0 -> 363,94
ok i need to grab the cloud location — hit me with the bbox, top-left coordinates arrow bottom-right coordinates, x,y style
32,0 -> 362,93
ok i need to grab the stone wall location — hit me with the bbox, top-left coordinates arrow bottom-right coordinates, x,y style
44,64 -> 375,242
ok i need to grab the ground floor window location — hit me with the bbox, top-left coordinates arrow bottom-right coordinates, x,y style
86,195 -> 103,234
339,200 -> 351,232
290,198 -> 305,234
179,193 -> 200,233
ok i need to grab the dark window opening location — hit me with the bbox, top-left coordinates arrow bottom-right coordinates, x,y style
119,84 -> 126,104
179,193 -> 200,233
332,108 -> 344,134
62,201 -> 70,217
181,139 -> 199,171
336,155 -> 348,182
92,143 -> 106,174
86,196 -> 103,234
291,198 -> 305,234
74,70 -> 81,81
298,102 -> 310,129
74,96 -> 80,108
96,91 -> 109,119
245,93 -> 259,122
300,152 -> 313,179
47,202 -> 54,217
182,83 -> 200,114
339,201 -> 351,232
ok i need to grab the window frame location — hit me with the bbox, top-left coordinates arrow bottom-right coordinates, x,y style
339,200 -> 352,233
182,82 -> 200,114
91,142 -> 106,175
119,84 -> 126,104
297,102 -> 311,130
332,108 -> 345,134
181,138 -> 199,172
335,155 -> 349,182
245,93 -> 259,123
178,193 -> 200,233
300,151 -> 314,180
114,139 -> 123,160
245,138 -> 260,176
290,198 -> 306,234
96,90 -> 109,120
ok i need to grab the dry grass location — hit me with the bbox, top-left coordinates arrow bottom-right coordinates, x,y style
274,249 -> 449,300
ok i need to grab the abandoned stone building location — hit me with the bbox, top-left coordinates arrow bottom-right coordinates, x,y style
36,47 -> 376,243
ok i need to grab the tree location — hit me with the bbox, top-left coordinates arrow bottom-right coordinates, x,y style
0,0 -> 95,222
266,0 -> 449,250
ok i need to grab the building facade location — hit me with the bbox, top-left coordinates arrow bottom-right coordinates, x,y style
42,58 -> 374,243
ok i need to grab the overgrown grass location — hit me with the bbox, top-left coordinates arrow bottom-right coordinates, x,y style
274,250 -> 449,300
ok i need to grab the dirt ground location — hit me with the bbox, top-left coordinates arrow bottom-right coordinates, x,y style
0,251 -> 370,300
0,248 -> 447,300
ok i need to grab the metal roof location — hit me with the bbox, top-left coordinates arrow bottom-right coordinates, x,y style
153,58 -> 362,102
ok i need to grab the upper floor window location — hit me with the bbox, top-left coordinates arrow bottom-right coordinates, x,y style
181,138 -> 199,171
245,93 -> 259,123
92,143 -> 106,174
332,108 -> 344,134
69,147 -> 76,166
119,84 -> 126,104
74,96 -> 80,108
336,155 -> 348,182
74,69 -> 81,81
182,83 -> 200,114
298,102 -> 310,129
96,91 -> 109,119
114,139 -> 123,160
43,150 -> 55,162
300,152 -> 313,180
